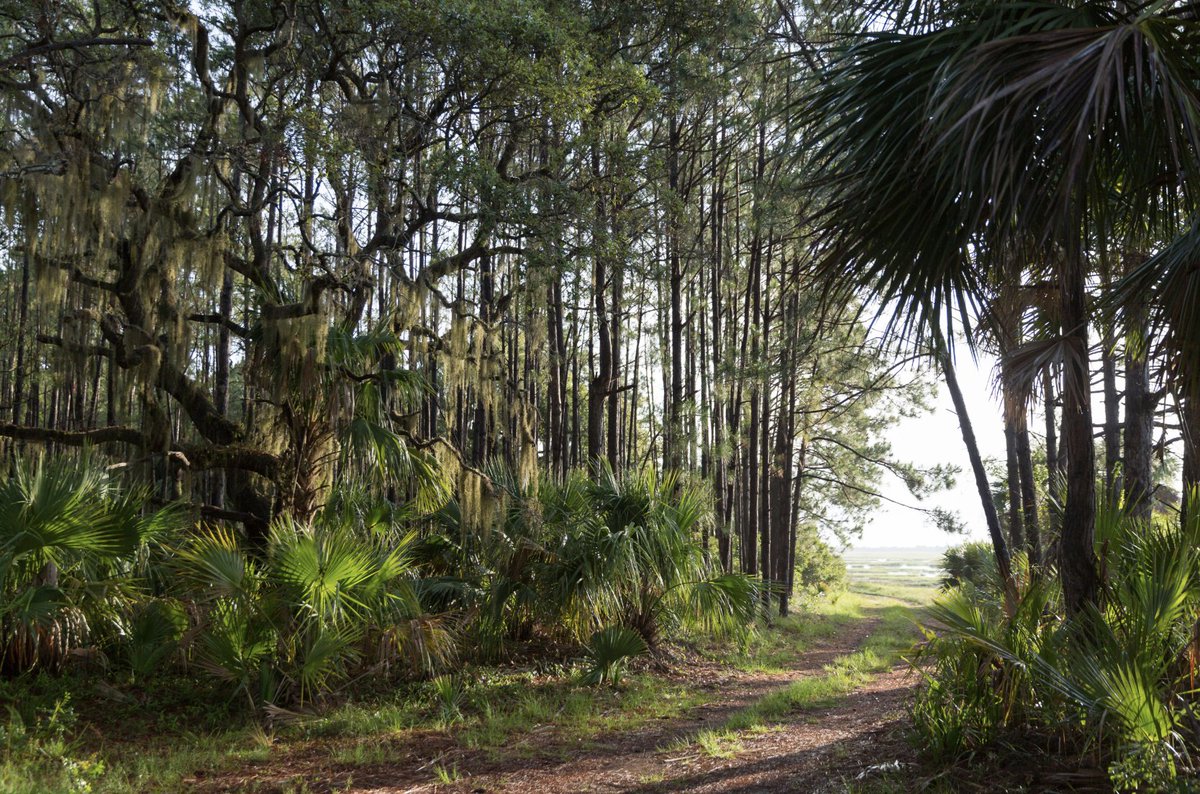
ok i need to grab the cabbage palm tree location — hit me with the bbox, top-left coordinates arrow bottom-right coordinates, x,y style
806,0 -> 1200,613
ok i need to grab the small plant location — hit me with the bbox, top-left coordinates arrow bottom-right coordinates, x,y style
175,515 -> 451,706
0,455 -> 181,677
0,694 -> 105,793
125,598 -> 188,681
581,625 -> 647,687
429,674 -> 467,722
695,728 -> 741,758
433,762 -> 462,784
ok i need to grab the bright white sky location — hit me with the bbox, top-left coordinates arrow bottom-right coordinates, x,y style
854,349 -> 1002,549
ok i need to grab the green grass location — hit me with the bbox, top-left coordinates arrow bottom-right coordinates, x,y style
0,579 -> 933,793
670,589 -> 926,760
698,588 -> 906,673
0,663 -> 714,792
849,580 -> 938,606
433,762 -> 462,784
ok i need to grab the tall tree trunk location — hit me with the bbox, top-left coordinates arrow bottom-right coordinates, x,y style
1042,364 -> 1062,542
12,252 -> 31,428
666,112 -> 684,472
1003,417 -> 1024,553
771,291 -> 797,616
936,336 -> 1012,588
212,269 -> 234,508
1123,290 -> 1154,518
1058,258 -> 1099,615
1101,327 -> 1121,497
1015,414 -> 1041,565
758,236 -> 773,612
1182,391 -> 1200,529
547,279 -> 564,479
587,142 -> 609,470
472,252 -> 494,466
607,256 -> 622,471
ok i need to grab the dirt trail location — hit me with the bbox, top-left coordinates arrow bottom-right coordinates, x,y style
420,626 -> 917,794
199,601 -> 921,793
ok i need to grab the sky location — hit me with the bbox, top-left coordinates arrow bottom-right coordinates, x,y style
853,349 -> 1003,550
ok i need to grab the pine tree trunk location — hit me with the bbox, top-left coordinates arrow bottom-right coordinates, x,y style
212,269 -> 234,508
12,251 -> 30,426
938,339 -> 1012,588
607,253 -> 622,471
666,112 -> 684,472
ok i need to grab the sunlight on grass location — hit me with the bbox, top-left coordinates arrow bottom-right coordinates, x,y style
695,589 -> 886,673
669,590 -> 926,760
696,728 -> 743,758
433,762 -> 462,784
0,584 -> 931,793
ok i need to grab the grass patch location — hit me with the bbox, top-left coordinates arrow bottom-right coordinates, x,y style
698,589 -> 895,673
671,593 -> 925,760
848,581 -> 937,606
0,584 -> 930,793
433,762 -> 462,784
732,600 -> 918,729
0,663 -> 715,793
696,728 -> 743,758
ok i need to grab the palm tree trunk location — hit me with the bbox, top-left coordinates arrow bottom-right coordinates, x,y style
1182,392 -> 1200,528
1101,328 -> 1121,497
1058,257 -> 1099,615
1123,292 -> 1154,518
1004,415 -> 1024,552
1015,416 -> 1041,565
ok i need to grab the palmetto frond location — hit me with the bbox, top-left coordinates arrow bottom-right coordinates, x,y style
0,455 -> 177,675
176,526 -> 258,601
1116,219 -> 1200,400
806,1 -> 1200,347
0,456 -> 142,562
581,625 -> 648,687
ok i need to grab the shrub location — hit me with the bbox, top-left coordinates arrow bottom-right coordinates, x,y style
0,455 -> 182,677
937,540 -> 997,590
792,527 -> 846,597
913,496 -> 1200,789
580,626 -> 647,687
175,515 -> 454,706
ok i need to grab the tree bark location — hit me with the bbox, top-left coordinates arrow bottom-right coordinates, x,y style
666,112 -> 684,472
1123,292 -> 1154,518
1101,327 -> 1121,497
937,338 -> 1012,588
1015,415 -> 1041,565
1058,257 -> 1100,615
1003,415 -> 1024,552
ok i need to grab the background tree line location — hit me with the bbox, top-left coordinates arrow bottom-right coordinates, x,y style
0,0 -> 939,620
